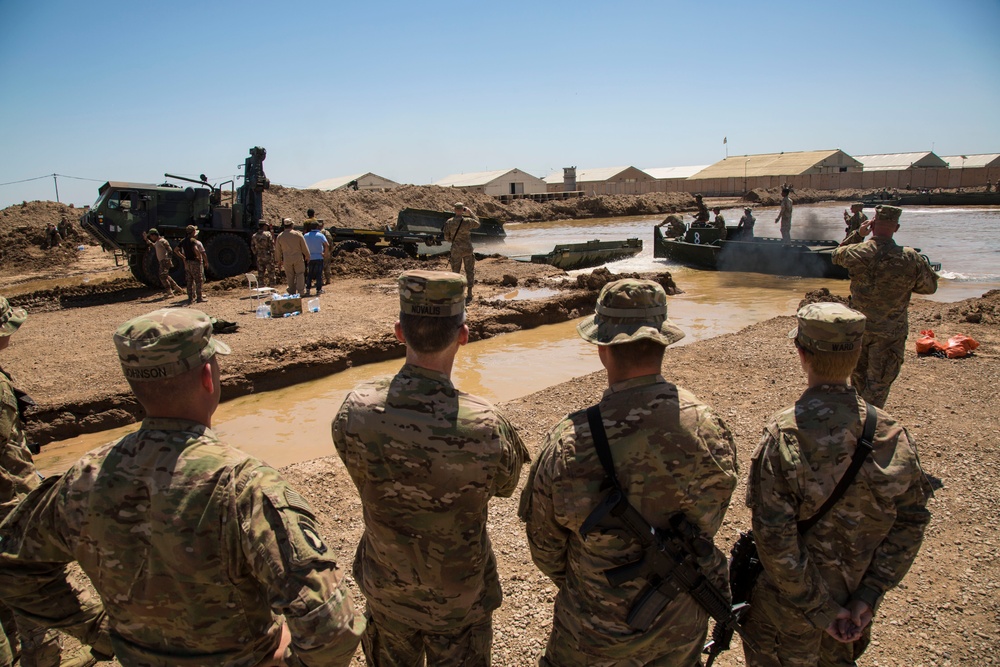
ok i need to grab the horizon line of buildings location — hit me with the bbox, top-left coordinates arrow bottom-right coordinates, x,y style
306,150 -> 1000,199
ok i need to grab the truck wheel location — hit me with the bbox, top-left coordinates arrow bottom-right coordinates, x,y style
129,250 -> 157,287
333,240 -> 364,256
204,233 -> 252,280
378,247 -> 408,259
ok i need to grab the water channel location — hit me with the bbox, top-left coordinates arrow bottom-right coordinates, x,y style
34,203 -> 1000,474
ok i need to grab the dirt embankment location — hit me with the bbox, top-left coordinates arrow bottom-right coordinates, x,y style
0,200 -> 94,275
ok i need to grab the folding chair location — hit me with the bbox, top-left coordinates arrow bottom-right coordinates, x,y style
246,273 -> 276,312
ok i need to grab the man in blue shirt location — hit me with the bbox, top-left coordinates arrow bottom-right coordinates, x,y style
303,221 -> 329,296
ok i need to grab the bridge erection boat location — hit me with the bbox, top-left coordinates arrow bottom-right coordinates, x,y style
653,226 -> 940,279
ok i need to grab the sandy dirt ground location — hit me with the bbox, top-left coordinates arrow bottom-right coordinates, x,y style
1,192 -> 997,665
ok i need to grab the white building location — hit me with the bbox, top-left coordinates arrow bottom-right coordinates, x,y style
853,152 -> 948,171
432,169 -> 547,196
308,172 -> 400,191
543,166 -> 655,195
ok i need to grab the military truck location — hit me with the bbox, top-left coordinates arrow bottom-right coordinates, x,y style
80,147 -> 270,285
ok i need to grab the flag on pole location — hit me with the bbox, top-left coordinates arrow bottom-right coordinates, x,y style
723,136 -> 727,145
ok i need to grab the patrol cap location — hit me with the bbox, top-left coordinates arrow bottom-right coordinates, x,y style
147,228 -> 160,237
0,297 -> 27,337
398,270 -> 466,318
282,218 -> 294,227
577,279 -> 685,347
453,202 -> 466,209
874,205 -> 902,223
114,308 -> 231,382
788,302 -> 866,353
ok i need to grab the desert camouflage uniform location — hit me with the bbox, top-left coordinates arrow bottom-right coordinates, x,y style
832,230 -> 938,407
443,213 -> 481,293
150,237 -> 181,296
744,385 -> 933,667
520,376 -> 739,666
777,194 -> 793,241
251,229 -> 276,286
713,213 -> 727,239
1,298 -> 90,667
177,236 -> 207,302
0,420 -> 364,667
333,364 -> 528,666
319,227 -> 334,285
844,211 -> 868,236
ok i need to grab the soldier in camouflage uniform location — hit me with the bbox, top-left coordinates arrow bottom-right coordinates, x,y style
832,205 -> 938,407
842,203 -> 868,237
519,279 -> 739,666
775,187 -> 793,241
0,297 -> 99,667
442,203 -> 481,303
0,308 -> 365,667
743,302 -> 933,667
251,222 -> 277,286
143,229 -> 181,298
174,225 -> 208,304
333,270 -> 528,666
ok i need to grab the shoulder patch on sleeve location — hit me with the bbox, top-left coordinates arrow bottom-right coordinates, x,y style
284,487 -> 313,514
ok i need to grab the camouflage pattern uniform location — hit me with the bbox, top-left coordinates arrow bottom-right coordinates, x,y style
843,204 -> 868,237
145,231 -> 181,297
274,221 -> 310,295
0,309 -> 365,667
177,227 -> 207,303
713,211 -> 727,239
318,223 -> 334,285
520,280 -> 739,666
776,192 -> 793,241
692,195 -> 711,226
832,206 -> 938,407
0,298 -> 93,667
333,271 -> 528,666
442,204 -> 481,298
744,303 -> 933,667
251,227 -> 277,286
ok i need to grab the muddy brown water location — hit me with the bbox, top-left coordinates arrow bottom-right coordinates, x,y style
34,204 -> 1000,474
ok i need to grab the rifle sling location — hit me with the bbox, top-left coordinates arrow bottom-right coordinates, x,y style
796,401 -> 877,534
586,405 -> 621,492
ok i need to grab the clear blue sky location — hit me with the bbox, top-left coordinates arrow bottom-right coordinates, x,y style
2,0 -> 998,209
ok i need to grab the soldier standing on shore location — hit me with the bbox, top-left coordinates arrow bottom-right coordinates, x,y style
743,303 -> 932,667
775,186 -> 793,241
174,225 -> 208,304
520,279 -> 738,666
333,270 -> 528,666
0,308 -> 365,666
142,229 -> 181,298
832,205 -> 938,407
843,202 -> 868,237
442,203 -> 481,303
274,218 -> 310,296
0,297 -> 101,667
251,222 -> 276,286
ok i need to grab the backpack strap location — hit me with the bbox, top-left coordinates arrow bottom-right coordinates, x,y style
797,401 -> 877,533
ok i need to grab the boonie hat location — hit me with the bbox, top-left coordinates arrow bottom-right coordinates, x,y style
114,308 -> 231,382
0,297 -> 27,337
398,270 -> 466,318
282,218 -> 294,227
577,279 -> 685,347
147,228 -> 160,237
788,302 -> 866,353
874,205 -> 902,223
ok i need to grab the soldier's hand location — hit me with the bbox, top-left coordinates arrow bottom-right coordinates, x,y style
825,607 -> 864,643
858,219 -> 873,237
261,622 -> 292,666
847,599 -> 873,632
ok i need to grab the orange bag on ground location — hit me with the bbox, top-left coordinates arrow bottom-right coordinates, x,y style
915,330 -> 946,355
945,334 -> 980,359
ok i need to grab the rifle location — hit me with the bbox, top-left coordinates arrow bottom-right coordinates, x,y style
579,487 -> 754,650
704,531 -> 762,666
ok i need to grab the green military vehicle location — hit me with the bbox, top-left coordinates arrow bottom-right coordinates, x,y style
80,146 -> 270,285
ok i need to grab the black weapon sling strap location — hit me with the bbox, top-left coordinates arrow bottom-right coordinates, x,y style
797,400 -> 878,533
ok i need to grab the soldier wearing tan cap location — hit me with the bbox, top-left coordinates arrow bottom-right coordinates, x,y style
174,225 -> 209,304
843,202 -> 868,237
334,270 -> 527,666
0,308 -> 365,667
833,205 -> 938,407
520,279 -> 738,666
274,218 -> 310,296
743,302 -> 932,667
442,203 -> 481,303
0,297 -> 101,667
